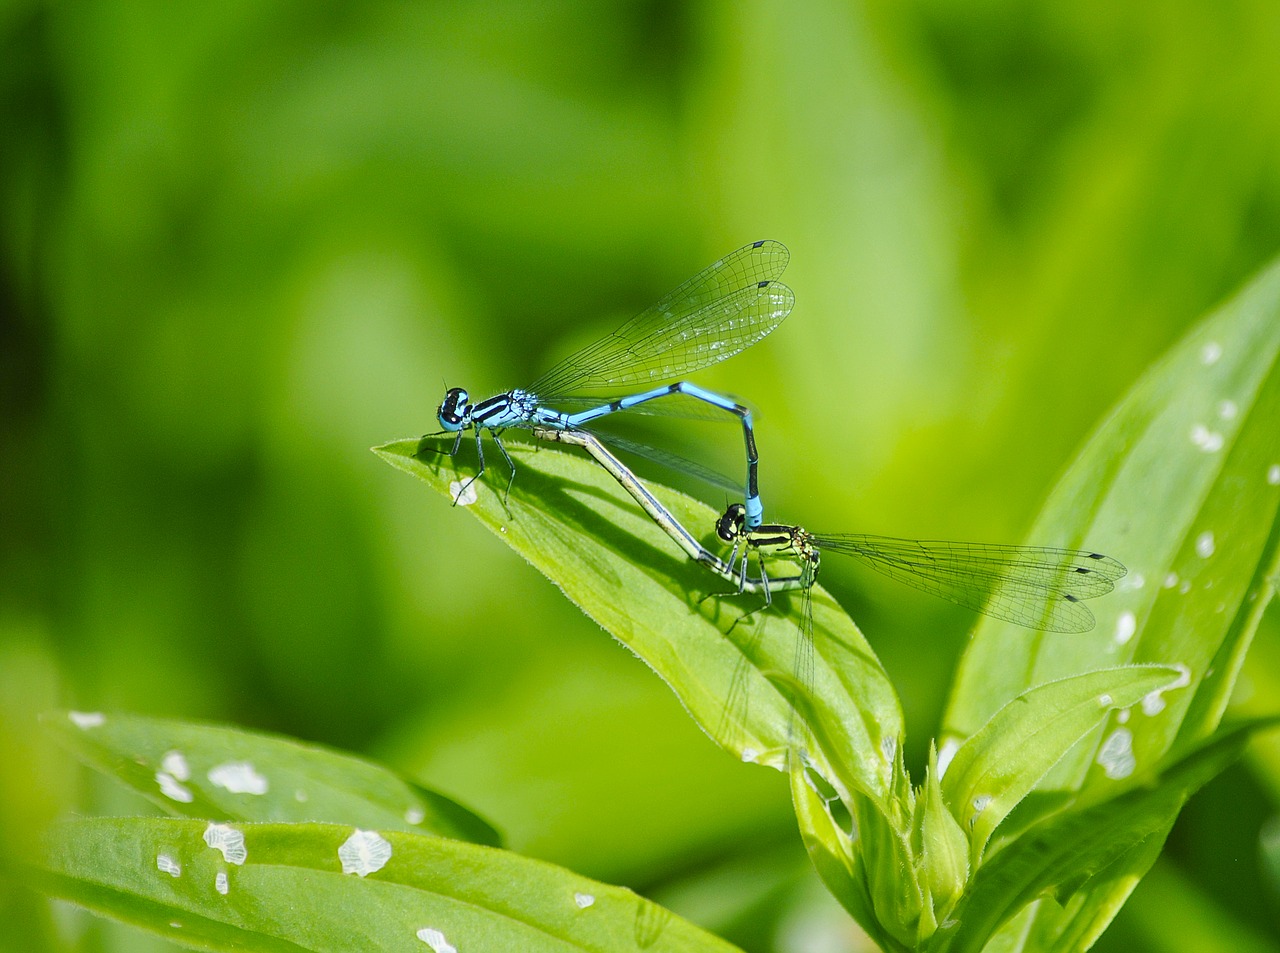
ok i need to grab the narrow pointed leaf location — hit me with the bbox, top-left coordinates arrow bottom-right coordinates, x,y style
945,258 -> 1280,775
940,255 -> 1280,947
928,719 -> 1280,953
940,666 -> 1182,862
44,711 -> 498,845
33,817 -> 741,952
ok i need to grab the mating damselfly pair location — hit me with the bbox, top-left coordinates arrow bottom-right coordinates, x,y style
421,240 -> 1126,750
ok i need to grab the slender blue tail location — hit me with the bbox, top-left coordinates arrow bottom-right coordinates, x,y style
563,381 -> 764,528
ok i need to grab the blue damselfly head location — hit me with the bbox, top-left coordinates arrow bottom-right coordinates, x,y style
437,387 -> 471,431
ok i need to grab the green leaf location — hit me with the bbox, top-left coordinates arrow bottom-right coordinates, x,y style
927,718 -> 1280,953
1120,860 -> 1280,953
790,769 -> 906,953
939,666 -> 1182,864
33,817 -> 741,952
945,257 -> 1280,773
940,255 -> 1280,948
44,711 -> 499,846
915,745 -> 968,927
375,436 -> 903,812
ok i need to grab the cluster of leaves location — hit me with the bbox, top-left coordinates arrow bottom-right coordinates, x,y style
25,259 -> 1280,949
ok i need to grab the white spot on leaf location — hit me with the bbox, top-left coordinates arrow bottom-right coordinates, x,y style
157,854 -> 182,878
968,794 -> 992,828
68,711 -> 105,730
203,823 -> 248,865
156,771 -> 194,803
880,735 -> 897,764
574,892 -> 595,909
1098,694 -> 1113,707
1141,663 -> 1191,716
1190,424 -> 1224,453
740,747 -> 759,764
1097,728 -> 1135,779
417,927 -> 457,952
1162,572 -> 1179,589
161,750 -> 190,782
339,829 -> 392,876
405,806 -> 426,825
215,872 -> 229,895
1114,611 -> 1136,646
1195,531 -> 1215,558
1200,341 -> 1222,364
1119,572 -> 1145,591
1117,708 -> 1131,724
1268,464 -> 1280,485
937,738 -> 960,777
1218,399 -> 1238,420
449,480 -> 478,506
207,761 -> 268,795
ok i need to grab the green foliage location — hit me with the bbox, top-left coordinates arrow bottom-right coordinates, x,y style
942,250 -> 1280,950
934,718 -> 1280,953
17,254 -> 1280,952
370,250 -> 1280,952
32,713 -> 739,952
938,668 -> 1182,867
35,816 -> 739,953
377,435 -> 904,804
42,711 -> 499,845
6,2 -> 1280,950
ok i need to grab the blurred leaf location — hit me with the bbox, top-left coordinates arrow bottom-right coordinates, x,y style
1120,859 -> 1280,953
1263,814 -> 1280,909
930,718 -> 1280,953
44,711 -> 499,846
33,817 -> 740,953
941,666 -> 1182,864
376,436 -> 904,812
942,254 -> 1280,948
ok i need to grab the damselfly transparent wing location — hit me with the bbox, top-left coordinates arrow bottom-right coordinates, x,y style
810,535 -> 1127,634
715,538 -> 820,767
584,431 -> 742,494
529,241 -> 793,399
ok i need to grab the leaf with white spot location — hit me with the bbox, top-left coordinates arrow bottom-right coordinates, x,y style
337,828 -> 392,876
203,824 -> 248,865
940,666 -> 1181,864
942,252 -> 1280,947
31,818 -> 743,952
928,718 -> 1280,953
43,712 -> 499,846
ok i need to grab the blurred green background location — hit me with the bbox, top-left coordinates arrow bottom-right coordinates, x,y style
2,1 -> 1279,950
